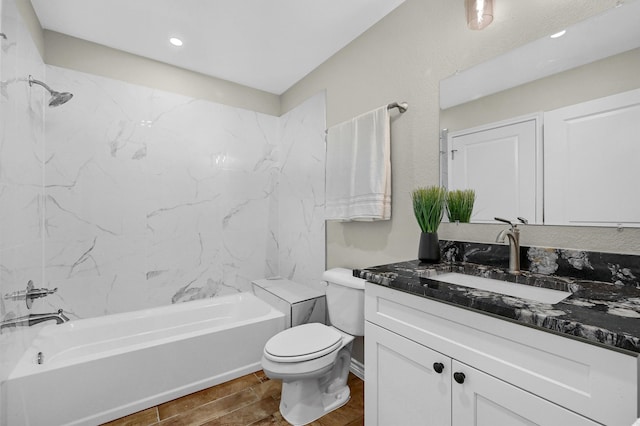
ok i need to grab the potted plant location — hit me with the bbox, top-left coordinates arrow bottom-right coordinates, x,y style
411,186 -> 447,262
446,189 -> 476,223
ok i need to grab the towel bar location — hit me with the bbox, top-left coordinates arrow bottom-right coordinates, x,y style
387,102 -> 408,113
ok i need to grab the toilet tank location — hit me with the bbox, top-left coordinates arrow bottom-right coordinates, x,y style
322,268 -> 366,336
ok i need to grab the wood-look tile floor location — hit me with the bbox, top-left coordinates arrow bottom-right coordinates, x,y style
102,371 -> 364,426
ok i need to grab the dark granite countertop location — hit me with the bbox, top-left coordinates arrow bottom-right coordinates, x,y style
356,260 -> 640,356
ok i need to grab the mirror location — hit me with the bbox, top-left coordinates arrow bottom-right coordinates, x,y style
439,1 -> 640,226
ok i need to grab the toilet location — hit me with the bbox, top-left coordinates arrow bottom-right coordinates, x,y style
261,268 -> 366,425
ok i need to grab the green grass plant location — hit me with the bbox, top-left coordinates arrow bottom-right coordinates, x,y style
446,189 -> 476,223
411,186 -> 447,233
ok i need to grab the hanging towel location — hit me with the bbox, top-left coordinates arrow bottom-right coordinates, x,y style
325,105 -> 391,221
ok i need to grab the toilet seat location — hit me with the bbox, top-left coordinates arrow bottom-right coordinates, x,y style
264,323 -> 343,363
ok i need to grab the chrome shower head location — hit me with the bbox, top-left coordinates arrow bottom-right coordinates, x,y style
48,90 -> 73,107
28,75 -> 74,107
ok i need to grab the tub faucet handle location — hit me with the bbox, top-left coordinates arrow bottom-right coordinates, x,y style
3,281 -> 59,309
27,285 -> 58,299
25,280 -> 59,309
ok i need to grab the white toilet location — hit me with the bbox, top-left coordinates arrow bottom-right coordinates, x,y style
261,268 -> 366,425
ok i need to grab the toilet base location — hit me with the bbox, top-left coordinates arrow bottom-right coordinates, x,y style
278,346 -> 353,425
279,376 -> 351,426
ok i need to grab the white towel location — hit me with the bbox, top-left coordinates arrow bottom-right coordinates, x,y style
325,105 -> 391,221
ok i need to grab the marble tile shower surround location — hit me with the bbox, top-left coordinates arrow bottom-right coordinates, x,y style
41,67 -> 326,319
0,0 -> 326,384
274,93 -> 326,294
0,0 -> 47,383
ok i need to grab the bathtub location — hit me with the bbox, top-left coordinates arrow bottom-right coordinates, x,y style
1,292 -> 285,426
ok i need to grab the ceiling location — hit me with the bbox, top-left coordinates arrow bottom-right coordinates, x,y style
30,0 -> 405,95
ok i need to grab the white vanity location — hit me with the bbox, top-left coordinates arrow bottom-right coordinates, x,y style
363,277 -> 639,425
383,3 -> 640,423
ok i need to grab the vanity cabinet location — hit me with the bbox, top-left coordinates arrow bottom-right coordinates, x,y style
365,321 -> 451,425
364,284 -> 639,426
366,323 -> 598,425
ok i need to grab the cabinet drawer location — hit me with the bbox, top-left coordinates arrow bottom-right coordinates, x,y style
365,284 -> 639,426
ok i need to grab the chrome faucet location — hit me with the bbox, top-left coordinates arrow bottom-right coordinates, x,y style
495,217 -> 527,274
0,309 -> 70,331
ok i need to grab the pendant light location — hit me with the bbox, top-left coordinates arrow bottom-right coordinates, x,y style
466,0 -> 494,30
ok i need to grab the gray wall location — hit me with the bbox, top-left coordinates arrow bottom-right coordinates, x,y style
440,48 -> 640,133
281,0 -> 640,269
15,0 -> 43,54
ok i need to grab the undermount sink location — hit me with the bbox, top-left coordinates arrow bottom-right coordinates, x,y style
432,272 -> 572,304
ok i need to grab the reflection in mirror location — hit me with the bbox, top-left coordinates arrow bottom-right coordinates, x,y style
446,113 -> 543,224
543,89 -> 640,228
439,0 -> 640,227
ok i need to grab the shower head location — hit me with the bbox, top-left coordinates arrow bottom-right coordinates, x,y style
28,75 -> 73,107
48,90 -> 74,107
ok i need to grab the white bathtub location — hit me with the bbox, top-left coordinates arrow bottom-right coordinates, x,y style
1,292 -> 285,426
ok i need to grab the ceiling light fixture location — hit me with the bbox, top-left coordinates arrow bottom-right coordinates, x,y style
169,37 -> 183,47
465,0 -> 494,30
550,30 -> 567,39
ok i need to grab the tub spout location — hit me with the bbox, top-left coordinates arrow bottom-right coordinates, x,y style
0,309 -> 69,331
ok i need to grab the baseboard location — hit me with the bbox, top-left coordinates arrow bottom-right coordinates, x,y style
350,358 -> 364,381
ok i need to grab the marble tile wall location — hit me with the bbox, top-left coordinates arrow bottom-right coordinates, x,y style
42,67 -> 326,319
42,66 -> 277,318
0,0 -> 46,382
276,93 -> 326,293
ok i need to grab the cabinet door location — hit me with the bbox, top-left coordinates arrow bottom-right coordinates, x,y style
365,322 -> 451,426
451,360 -> 599,426
447,115 -> 542,224
544,88 -> 640,227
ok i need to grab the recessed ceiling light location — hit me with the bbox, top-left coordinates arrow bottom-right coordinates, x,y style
169,37 -> 183,47
550,30 -> 566,39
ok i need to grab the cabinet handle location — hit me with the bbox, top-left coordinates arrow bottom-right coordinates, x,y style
433,362 -> 444,374
453,372 -> 466,384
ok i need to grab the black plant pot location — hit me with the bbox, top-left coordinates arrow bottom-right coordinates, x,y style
418,232 -> 440,263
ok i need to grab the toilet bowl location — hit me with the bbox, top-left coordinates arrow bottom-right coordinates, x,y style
260,268 -> 366,426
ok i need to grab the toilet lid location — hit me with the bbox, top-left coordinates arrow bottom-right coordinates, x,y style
264,323 -> 343,363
